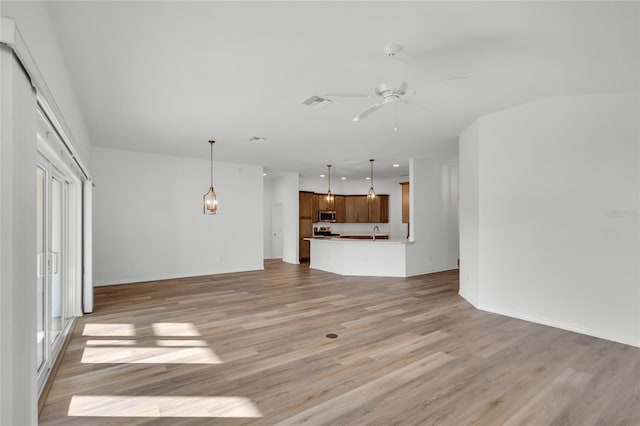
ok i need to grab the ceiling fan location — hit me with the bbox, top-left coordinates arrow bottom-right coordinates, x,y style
325,43 -> 428,124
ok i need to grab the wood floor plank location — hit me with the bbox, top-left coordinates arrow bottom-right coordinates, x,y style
38,262 -> 640,425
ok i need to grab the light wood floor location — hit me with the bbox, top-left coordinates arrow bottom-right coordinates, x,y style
40,260 -> 640,425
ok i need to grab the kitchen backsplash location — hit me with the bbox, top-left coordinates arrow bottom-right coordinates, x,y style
313,222 -> 391,235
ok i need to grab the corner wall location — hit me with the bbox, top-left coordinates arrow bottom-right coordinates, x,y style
93,147 -> 264,285
405,157 -> 459,276
459,93 -> 640,347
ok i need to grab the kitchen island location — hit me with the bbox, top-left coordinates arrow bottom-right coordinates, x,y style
307,237 -> 412,277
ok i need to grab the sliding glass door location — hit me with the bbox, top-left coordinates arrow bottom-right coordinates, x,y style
36,141 -> 76,392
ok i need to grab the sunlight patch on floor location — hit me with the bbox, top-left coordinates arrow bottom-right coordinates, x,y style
152,322 -> 201,336
81,347 -> 222,364
86,339 -> 136,346
67,395 -> 262,417
83,323 -> 136,337
156,339 -> 208,347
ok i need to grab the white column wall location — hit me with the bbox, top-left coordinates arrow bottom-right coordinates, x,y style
459,93 -> 640,347
92,147 -> 264,285
0,44 -> 38,426
459,121 -> 480,305
405,157 -> 460,276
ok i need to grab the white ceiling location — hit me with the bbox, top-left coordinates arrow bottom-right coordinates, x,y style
46,1 -> 639,180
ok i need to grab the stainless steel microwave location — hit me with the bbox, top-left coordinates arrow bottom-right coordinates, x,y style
318,210 -> 336,222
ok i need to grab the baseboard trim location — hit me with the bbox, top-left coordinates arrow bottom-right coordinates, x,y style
94,266 -> 266,287
405,264 -> 459,277
458,289 -> 478,308
478,303 -> 639,348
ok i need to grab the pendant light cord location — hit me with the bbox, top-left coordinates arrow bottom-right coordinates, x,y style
370,159 -> 374,186
209,140 -> 215,187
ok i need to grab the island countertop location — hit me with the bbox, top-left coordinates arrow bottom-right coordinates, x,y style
306,237 -> 413,277
305,237 -> 409,243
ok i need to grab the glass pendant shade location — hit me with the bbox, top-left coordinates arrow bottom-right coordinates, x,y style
367,185 -> 376,200
203,140 -> 218,215
203,186 -> 217,214
367,159 -> 376,200
326,164 -> 335,209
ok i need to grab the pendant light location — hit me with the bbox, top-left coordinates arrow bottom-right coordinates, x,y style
367,159 -> 376,201
203,140 -> 218,215
326,164 -> 335,209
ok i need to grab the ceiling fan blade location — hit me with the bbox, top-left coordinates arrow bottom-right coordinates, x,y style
439,76 -> 468,82
353,102 -> 384,122
325,92 -> 373,98
403,99 -> 430,111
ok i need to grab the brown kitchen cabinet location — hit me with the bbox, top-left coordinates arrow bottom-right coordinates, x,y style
299,191 -> 314,261
335,195 -> 346,223
312,194 -> 319,221
400,181 -> 409,224
316,193 -> 334,212
368,194 -> 389,223
345,195 -> 368,223
345,194 -> 388,223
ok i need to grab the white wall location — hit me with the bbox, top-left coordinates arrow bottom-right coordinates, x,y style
459,121 -> 480,305
93,147 -> 264,285
405,157 -> 460,276
263,177 -> 273,259
1,2 -> 92,165
269,173 -> 299,264
459,93 -> 640,347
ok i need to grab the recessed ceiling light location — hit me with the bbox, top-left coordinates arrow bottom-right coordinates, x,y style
249,136 -> 267,143
341,177 -> 347,180
393,164 -> 400,168
320,174 -> 326,178
262,173 -> 267,176
365,177 -> 371,180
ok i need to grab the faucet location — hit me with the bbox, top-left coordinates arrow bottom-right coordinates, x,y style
372,225 -> 380,240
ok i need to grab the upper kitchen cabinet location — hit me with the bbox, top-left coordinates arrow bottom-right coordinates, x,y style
299,191 -> 314,219
316,193 -> 333,212
345,195 -> 368,223
400,182 -> 409,224
335,195 -> 346,223
368,194 -> 389,223
345,195 -> 388,223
